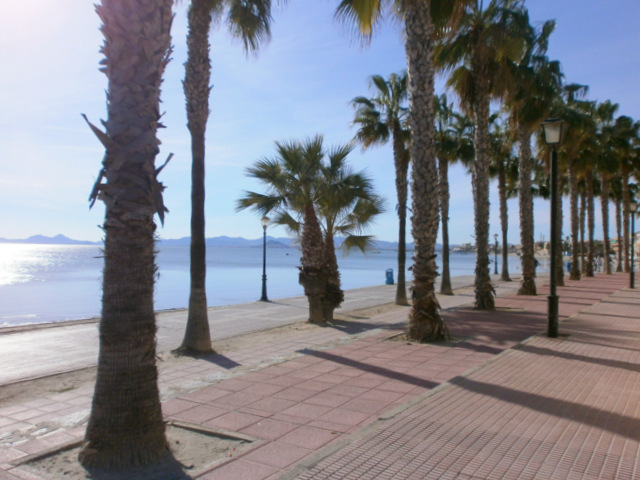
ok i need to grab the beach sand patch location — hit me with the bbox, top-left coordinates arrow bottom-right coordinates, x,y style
14,422 -> 256,480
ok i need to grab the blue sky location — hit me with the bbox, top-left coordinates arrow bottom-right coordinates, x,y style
1,1 -> 638,244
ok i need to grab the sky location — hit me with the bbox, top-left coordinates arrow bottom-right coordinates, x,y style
1,1 -> 639,245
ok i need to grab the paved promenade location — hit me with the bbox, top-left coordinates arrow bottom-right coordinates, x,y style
1,273 -> 638,479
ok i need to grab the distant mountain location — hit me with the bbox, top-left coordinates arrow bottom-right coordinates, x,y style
0,234 -> 99,245
0,234 -> 442,251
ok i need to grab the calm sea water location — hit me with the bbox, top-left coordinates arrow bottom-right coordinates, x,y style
0,243 -> 537,327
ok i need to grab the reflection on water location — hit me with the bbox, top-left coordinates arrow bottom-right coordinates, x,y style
0,243 -> 531,327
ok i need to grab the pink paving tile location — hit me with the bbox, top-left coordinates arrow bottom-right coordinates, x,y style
239,418 -> 299,440
182,386 -> 232,404
296,379 -> 335,392
280,403 -> 332,420
317,408 -> 370,427
326,384 -> 369,398
205,411 -> 263,431
242,397 -> 297,415
304,391 -> 351,408
161,398 -> 200,416
216,378 -> 254,392
264,375 -> 304,387
242,440 -> 313,469
0,448 -> 25,463
287,369 -> 325,380
273,386 -> 318,402
310,373 -> 354,385
239,382 -> 287,397
210,391 -> 264,408
169,404 -> 228,423
10,410 -> 44,422
199,459 -> 280,480
341,396 -> 393,414
279,425 -> 340,450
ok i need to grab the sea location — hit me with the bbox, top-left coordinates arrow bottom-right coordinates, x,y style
0,243 -> 546,328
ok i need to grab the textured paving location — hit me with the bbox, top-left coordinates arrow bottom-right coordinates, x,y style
1,273 -> 637,480
289,274 -> 640,480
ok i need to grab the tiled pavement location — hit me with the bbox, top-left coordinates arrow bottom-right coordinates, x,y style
1,273 -> 638,479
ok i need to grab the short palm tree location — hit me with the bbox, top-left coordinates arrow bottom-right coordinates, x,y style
80,0 -> 173,469
436,0 -> 528,309
336,0 -> 471,341
238,136 -> 327,323
351,71 -> 410,306
282,144 -> 385,321
181,0 -> 275,353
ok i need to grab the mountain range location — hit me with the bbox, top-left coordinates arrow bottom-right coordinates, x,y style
0,234 -> 428,250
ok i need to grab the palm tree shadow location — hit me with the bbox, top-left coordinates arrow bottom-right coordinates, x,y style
85,453 -> 194,479
171,349 -> 242,369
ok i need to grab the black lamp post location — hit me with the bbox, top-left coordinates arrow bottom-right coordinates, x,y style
259,216 -> 269,302
542,118 -> 565,338
494,233 -> 499,275
631,201 -> 637,289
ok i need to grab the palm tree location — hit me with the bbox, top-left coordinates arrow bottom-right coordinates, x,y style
489,116 -> 517,282
502,14 -> 560,294
435,94 -> 474,294
335,0 -> 471,341
351,72 -> 410,305
595,100 -> 620,274
436,0 -> 528,309
181,0 -> 275,353
79,0 -> 173,469
238,136 -> 327,323
289,145 -> 385,321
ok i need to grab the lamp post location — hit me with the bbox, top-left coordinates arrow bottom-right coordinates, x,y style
631,201 -> 638,289
494,233 -> 499,275
259,216 -> 269,302
541,118 -> 565,338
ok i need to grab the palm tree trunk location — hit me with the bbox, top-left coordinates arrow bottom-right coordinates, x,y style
299,203 -> 326,324
600,173 -> 612,274
471,82 -> 494,310
497,157 -> 511,281
517,127 -> 536,295
393,126 -> 410,305
555,187 -> 565,286
615,199 -> 623,272
80,0 -> 172,468
580,191 -> 587,274
622,174 -> 631,272
404,2 -> 449,342
586,169 -> 595,277
438,155 -> 454,294
568,160 -> 581,280
182,0 -> 213,352
322,233 -> 343,321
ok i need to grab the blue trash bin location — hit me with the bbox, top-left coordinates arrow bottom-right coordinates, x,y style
385,268 -> 394,285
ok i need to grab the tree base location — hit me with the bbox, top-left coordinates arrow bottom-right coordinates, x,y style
407,292 -> 449,343
518,277 -> 537,295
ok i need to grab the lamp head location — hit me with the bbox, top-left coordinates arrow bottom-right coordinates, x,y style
631,201 -> 638,213
541,118 -> 565,146
261,216 -> 270,229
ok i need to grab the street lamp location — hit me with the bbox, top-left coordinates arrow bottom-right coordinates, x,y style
630,201 -> 638,289
259,216 -> 269,302
494,233 -> 499,275
541,118 -> 565,338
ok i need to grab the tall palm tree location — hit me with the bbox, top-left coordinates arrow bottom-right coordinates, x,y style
336,0 -> 471,341
181,0 -> 275,353
351,72 -> 410,305
79,0 -> 173,469
595,100 -> 620,274
435,94 -> 474,294
436,0 -> 528,309
502,13 -> 560,294
238,136 -> 327,323
489,115 -> 518,282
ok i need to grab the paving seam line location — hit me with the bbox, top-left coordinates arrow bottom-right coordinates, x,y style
276,279 -> 624,480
